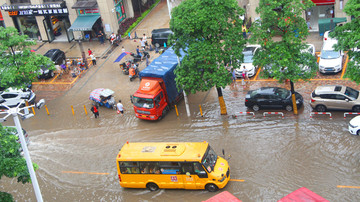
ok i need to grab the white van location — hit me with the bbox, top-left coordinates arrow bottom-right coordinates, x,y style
319,39 -> 343,74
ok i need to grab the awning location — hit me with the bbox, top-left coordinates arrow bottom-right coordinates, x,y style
318,17 -> 347,34
72,1 -> 97,9
311,0 -> 335,5
68,15 -> 100,31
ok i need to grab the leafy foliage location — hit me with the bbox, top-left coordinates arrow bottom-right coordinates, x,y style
0,125 -> 38,184
250,0 -> 317,83
0,27 -> 53,90
330,0 -> 360,83
169,0 -> 246,94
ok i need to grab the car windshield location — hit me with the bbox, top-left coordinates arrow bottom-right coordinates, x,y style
202,146 -> 217,173
321,50 -> 340,59
243,52 -> 254,63
133,96 -> 154,109
344,87 -> 359,100
275,88 -> 291,99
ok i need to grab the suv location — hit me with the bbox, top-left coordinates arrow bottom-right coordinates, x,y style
235,45 -> 261,78
319,39 -> 343,74
151,28 -> 173,47
310,85 -> 360,112
38,49 -> 66,79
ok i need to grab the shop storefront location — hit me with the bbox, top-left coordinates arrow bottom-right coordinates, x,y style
0,11 -> 5,27
69,1 -> 103,40
306,0 -> 335,32
1,2 -> 74,42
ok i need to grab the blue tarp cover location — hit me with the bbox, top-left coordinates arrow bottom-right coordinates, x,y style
139,47 -> 185,104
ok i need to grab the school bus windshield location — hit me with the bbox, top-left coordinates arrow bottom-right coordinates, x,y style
202,146 -> 217,173
133,96 -> 154,109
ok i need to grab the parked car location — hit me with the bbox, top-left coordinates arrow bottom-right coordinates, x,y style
235,45 -> 261,78
263,44 -> 315,76
245,87 -> 303,111
323,30 -> 334,42
0,88 -> 36,108
5,126 -> 30,148
38,49 -> 66,79
310,85 -> 360,112
319,39 -> 343,74
151,28 -> 173,47
348,115 -> 360,135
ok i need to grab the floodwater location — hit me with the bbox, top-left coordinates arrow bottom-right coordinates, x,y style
1,49 -> 360,202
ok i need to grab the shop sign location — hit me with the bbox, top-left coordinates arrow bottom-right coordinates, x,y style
8,8 -> 69,16
78,8 -> 100,15
1,2 -> 65,10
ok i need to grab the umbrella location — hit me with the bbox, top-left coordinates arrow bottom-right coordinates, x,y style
89,88 -> 105,102
114,51 -> 131,63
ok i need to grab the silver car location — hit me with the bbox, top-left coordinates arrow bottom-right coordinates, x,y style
310,85 -> 360,112
0,88 -> 36,108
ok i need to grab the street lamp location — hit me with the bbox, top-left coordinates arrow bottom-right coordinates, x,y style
0,98 -> 45,202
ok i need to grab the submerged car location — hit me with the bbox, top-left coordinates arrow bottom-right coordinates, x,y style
235,45 -> 261,78
310,85 -> 360,112
245,87 -> 303,111
348,115 -> 360,135
0,88 -> 36,108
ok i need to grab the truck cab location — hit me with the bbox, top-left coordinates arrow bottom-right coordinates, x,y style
132,79 -> 169,120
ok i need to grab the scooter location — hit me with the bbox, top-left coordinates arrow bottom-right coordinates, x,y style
111,35 -> 122,46
120,60 -> 132,75
130,53 -> 142,63
129,67 -> 139,81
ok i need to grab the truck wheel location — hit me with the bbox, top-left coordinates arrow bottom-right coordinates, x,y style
205,184 -> 218,192
158,106 -> 169,120
146,183 -> 159,191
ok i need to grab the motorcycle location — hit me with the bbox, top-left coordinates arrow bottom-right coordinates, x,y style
119,60 -> 132,75
111,35 -> 122,46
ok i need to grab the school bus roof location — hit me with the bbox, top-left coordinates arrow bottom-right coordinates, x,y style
116,142 -> 209,162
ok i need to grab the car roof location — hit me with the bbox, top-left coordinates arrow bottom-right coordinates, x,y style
314,85 -> 344,94
254,87 -> 282,95
322,40 -> 338,50
44,49 -> 62,57
151,28 -> 172,34
1,87 -> 25,94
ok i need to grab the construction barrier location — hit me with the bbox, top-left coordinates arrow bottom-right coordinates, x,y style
234,112 -> 255,118
263,112 -> 284,118
344,112 -> 360,119
174,105 -> 179,117
71,106 -> 75,116
84,105 -> 88,115
310,112 -> 332,119
199,105 -> 203,117
44,105 -> 50,115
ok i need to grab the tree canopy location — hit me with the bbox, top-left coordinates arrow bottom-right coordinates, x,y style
169,0 -> 246,94
250,0 -> 317,83
330,0 -> 360,83
0,125 -> 36,184
0,27 -> 53,90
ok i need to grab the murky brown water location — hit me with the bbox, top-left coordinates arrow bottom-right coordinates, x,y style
1,48 -> 360,202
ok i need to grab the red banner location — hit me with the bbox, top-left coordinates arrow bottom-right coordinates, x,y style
0,11 -> 3,21
311,0 -> 335,5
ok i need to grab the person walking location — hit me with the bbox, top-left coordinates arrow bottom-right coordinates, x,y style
142,33 -> 148,49
91,104 -> 99,118
242,24 -> 247,39
90,53 -> 96,66
140,38 -> 146,50
232,68 -> 237,84
98,30 -> 105,45
88,48 -> 92,56
117,100 -> 124,115
242,66 -> 249,85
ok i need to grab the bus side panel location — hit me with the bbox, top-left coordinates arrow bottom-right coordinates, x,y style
119,174 -> 185,189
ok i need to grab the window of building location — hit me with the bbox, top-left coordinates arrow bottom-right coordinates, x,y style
10,0 -> 30,4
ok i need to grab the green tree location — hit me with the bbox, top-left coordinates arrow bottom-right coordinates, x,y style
250,0 -> 317,114
169,0 -> 247,115
330,0 -> 360,83
0,125 -> 37,199
0,27 -> 53,90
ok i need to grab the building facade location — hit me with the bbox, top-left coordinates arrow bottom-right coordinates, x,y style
0,0 -> 139,42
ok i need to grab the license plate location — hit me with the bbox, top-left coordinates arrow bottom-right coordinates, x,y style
142,115 -> 147,118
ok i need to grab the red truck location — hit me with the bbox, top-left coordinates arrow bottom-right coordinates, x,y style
131,47 -> 184,120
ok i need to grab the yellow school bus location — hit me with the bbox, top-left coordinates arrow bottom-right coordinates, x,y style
116,141 -> 230,192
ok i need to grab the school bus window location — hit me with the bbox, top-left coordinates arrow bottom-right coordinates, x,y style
140,162 -> 159,174
159,162 -> 180,174
194,162 -> 208,178
119,162 -> 140,174
182,163 -> 194,174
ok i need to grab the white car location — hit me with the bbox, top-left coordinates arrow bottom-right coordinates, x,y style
319,39 -> 343,74
348,115 -> 360,135
0,88 -> 36,108
235,45 -> 261,78
323,30 -> 334,42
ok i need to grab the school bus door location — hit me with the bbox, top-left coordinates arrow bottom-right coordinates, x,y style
182,163 -> 197,189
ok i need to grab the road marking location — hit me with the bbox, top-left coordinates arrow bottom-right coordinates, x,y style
50,74 -> 59,83
340,55 -> 349,79
337,185 -> 360,189
62,171 -> 109,175
254,67 -> 261,80
229,179 -> 245,182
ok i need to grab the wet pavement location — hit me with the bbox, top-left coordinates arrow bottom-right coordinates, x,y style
1,1 -> 360,201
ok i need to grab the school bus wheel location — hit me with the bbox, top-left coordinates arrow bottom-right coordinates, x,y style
205,183 -> 218,192
146,182 -> 159,191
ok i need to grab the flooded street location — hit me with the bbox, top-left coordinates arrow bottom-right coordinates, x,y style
1,48 -> 360,202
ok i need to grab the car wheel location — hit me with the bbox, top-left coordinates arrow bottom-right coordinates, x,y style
205,183 -> 218,192
315,105 -> 327,112
50,70 -> 55,78
357,130 -> 360,136
352,106 -> 360,112
285,105 -> 293,111
146,183 -> 159,191
252,105 -> 260,111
